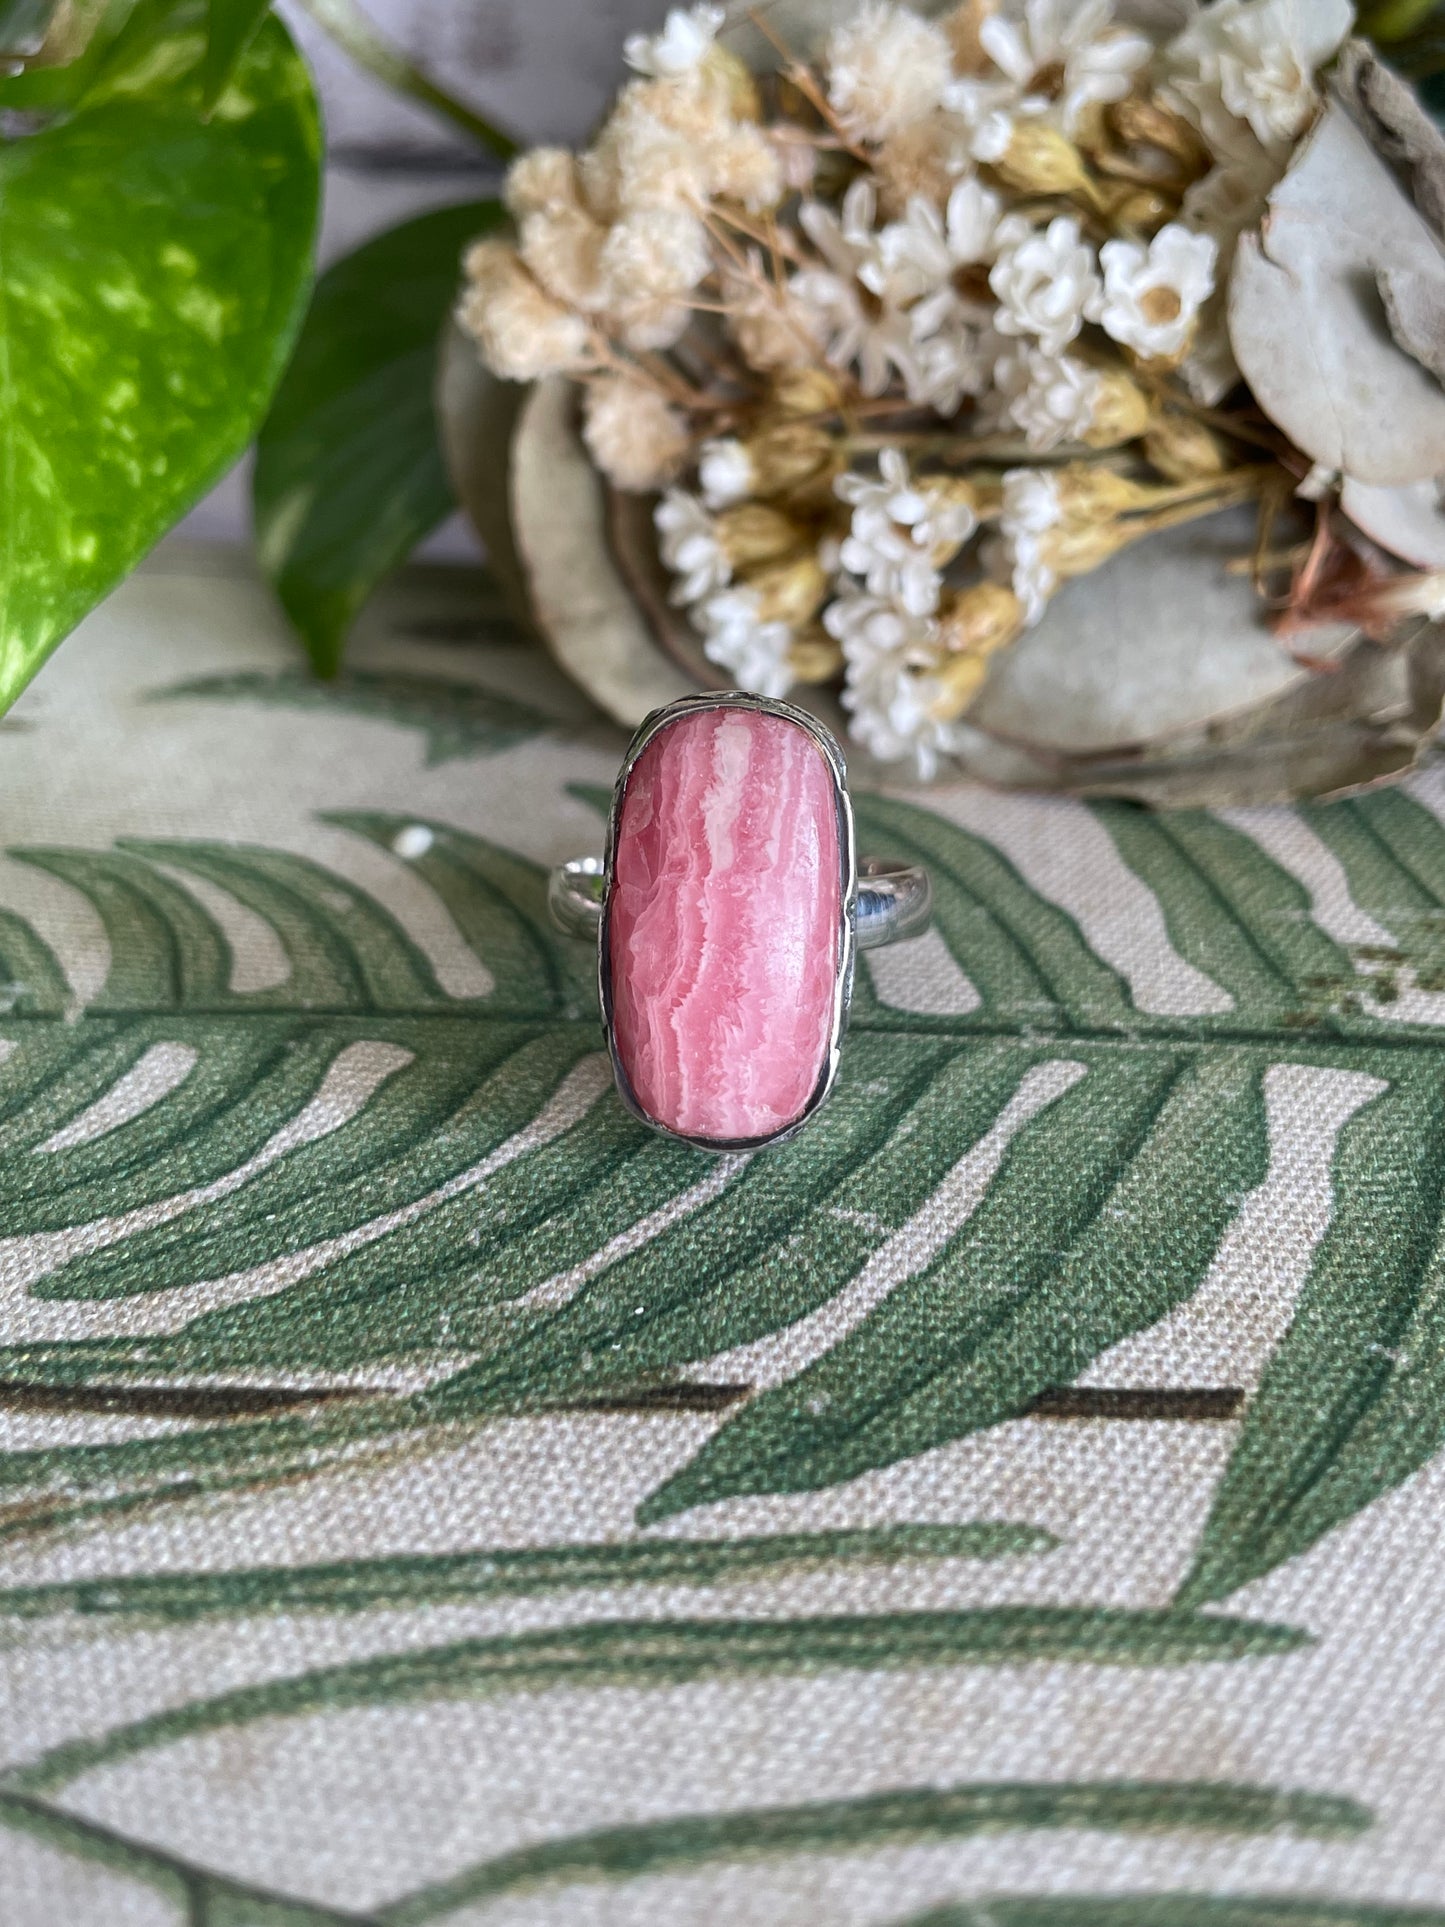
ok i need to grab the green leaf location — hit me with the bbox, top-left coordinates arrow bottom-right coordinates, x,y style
0,1522 -> 1056,1623
200,0 -> 269,103
9,1606 -> 1311,1795
0,788 -> 1444,1595
377,1781 -> 1366,1925
1176,788 -> 1445,1605
0,6 -> 320,711
253,200 -> 503,676
150,666 -> 554,762
900,1902 -> 1445,1927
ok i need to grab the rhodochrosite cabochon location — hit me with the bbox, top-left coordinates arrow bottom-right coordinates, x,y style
605,702 -> 847,1146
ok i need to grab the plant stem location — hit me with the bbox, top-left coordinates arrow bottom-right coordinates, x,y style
294,0 -> 517,160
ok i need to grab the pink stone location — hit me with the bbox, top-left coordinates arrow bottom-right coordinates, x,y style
607,705 -> 843,1144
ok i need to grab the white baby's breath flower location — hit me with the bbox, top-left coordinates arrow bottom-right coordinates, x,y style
719,258 -> 821,372
826,2 -> 954,142
989,213 -> 1102,358
905,324 -> 994,416
458,241 -> 593,382
995,346 -> 1102,450
842,645 -> 959,779
994,466 -> 1064,623
518,206 -> 609,311
655,491 -> 730,604
870,177 -> 1003,304
836,448 -> 976,616
581,376 -> 691,491
794,179 -> 919,395
1096,223 -> 1218,361
943,0 -> 1147,158
698,438 -> 754,509
1166,0 -> 1352,152
600,206 -> 711,304
503,148 -> 579,218
624,4 -> 725,79
696,588 -> 796,699
980,0 -> 1151,135
824,586 -> 934,664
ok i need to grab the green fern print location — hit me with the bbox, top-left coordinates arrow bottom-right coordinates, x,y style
8,757 -> 1445,1917
3,787 -> 1445,1591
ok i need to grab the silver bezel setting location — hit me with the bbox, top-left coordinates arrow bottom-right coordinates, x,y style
597,691 -> 858,1154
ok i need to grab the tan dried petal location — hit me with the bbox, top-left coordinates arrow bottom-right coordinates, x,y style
581,375 -> 691,491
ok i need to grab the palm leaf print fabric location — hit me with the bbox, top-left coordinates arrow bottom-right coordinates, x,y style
6,548 -> 1445,1923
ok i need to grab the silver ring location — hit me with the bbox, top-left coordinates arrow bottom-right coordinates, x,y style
549,693 -> 932,1153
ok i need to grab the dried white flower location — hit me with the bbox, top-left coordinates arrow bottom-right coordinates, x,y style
504,148 -> 579,218
1096,223 -> 1217,362
825,585 -> 934,663
518,205 -> 608,311
826,2 -> 954,142
696,588 -> 796,698
582,376 -> 691,491
995,466 -> 1064,622
942,0 -> 1146,160
995,346 -> 1102,450
979,0 -> 1151,135
842,645 -> 959,778
1166,0 -> 1352,152
943,72 -> 1038,164
719,258 -> 821,372
698,438 -> 754,509
458,241 -> 593,382
989,213 -> 1102,358
836,448 -> 976,615
584,98 -> 712,216
709,124 -> 785,210
870,177 -> 1003,304
600,206 -> 711,305
655,490 -> 730,604
624,4 -> 725,79
794,179 -> 919,395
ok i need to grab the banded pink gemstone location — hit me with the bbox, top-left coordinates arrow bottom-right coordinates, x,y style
607,705 -> 843,1144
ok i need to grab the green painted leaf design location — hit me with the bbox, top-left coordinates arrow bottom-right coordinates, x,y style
376,1782 -> 1367,1925
0,1522 -> 1056,1624
0,1779 -> 1369,1927
7,1606 -> 1310,1795
3,787 -> 1445,1602
899,1902 -> 1445,1927
253,200 -> 503,675
0,0 -> 320,710
1180,791 -> 1445,1606
152,667 -> 555,763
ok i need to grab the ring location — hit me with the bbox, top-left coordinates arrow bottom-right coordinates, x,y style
548,693 -> 932,1152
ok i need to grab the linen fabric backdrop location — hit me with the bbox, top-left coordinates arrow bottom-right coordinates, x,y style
5,542 -> 1445,1924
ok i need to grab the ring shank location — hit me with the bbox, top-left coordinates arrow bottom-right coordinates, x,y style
548,856 -> 930,951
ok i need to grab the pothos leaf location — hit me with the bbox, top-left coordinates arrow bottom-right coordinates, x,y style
200,0 -> 270,103
0,3 -> 320,712
253,200 -> 504,677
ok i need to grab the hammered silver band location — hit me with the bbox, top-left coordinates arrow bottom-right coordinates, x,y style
548,854 -> 933,950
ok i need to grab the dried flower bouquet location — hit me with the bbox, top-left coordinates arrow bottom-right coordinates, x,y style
457,0 -> 1445,793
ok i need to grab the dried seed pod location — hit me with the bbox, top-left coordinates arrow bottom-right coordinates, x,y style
1082,368 -> 1153,447
1145,412 -> 1231,482
743,551 -> 830,626
938,582 -> 1026,658
716,502 -> 803,567
770,367 -> 846,418
1107,96 -> 1210,177
788,629 -> 845,683
993,124 -> 1097,201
